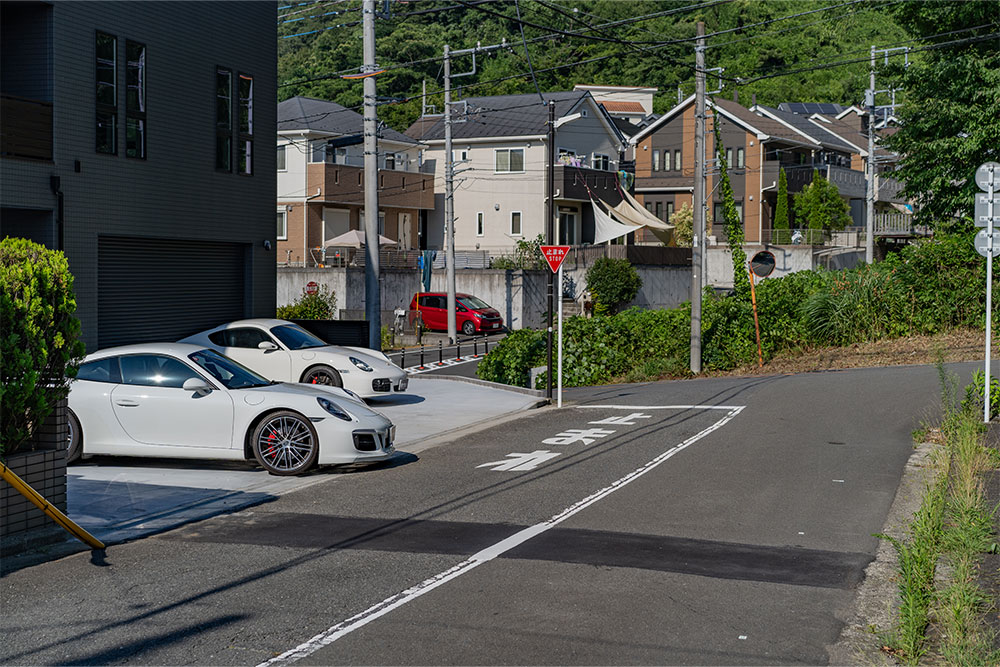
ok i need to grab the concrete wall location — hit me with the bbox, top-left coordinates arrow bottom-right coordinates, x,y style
278,264 -> 692,330
705,244 -> 864,288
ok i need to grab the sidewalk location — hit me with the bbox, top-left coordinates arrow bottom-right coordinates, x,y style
18,376 -> 544,564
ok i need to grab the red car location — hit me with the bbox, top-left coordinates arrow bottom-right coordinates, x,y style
409,292 -> 504,336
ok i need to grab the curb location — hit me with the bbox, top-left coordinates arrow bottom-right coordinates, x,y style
417,373 -> 547,398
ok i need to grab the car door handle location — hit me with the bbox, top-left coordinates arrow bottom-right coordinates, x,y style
114,399 -> 140,407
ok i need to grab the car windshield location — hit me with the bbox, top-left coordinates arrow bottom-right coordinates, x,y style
189,349 -> 272,389
270,324 -> 327,350
460,296 -> 491,310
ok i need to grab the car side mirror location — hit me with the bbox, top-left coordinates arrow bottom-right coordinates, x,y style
182,378 -> 214,395
258,341 -> 279,351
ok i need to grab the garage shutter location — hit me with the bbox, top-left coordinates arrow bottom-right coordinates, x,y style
98,236 -> 248,348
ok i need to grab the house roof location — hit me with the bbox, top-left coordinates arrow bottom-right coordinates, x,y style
278,96 -> 419,145
778,102 -> 849,116
403,91 -> 620,143
599,100 -> 646,114
753,104 -> 857,153
629,95 -> 817,148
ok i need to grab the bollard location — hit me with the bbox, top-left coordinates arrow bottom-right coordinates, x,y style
455,340 -> 462,362
400,348 -> 406,369
418,346 -> 426,370
437,340 -> 444,366
473,338 -> 479,358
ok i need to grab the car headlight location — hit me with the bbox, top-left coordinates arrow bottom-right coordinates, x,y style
350,356 -> 373,372
317,397 -> 353,421
473,312 -> 482,318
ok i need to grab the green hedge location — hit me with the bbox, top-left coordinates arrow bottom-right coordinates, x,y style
477,232 -> 997,388
1,238 -> 85,456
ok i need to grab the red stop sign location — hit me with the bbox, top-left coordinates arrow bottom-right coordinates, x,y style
305,281 -> 319,295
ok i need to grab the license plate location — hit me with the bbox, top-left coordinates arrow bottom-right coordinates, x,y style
396,377 -> 408,391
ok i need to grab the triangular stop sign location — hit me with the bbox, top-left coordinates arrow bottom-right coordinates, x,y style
540,245 -> 571,273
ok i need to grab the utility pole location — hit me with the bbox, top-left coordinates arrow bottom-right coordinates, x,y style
442,40 -> 507,344
362,0 -> 381,349
546,100 -> 555,400
865,45 -> 875,265
690,21 -> 706,374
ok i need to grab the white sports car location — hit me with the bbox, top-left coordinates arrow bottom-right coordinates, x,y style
179,319 -> 407,399
66,343 -> 396,475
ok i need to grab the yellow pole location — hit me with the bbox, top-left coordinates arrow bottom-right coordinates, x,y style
748,266 -> 763,369
0,460 -> 104,549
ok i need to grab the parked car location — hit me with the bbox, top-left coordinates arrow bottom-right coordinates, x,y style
179,319 -> 407,398
66,343 -> 395,475
409,293 -> 504,336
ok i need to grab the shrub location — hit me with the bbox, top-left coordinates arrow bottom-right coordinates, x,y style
1,238 -> 86,456
277,284 -> 337,320
490,234 -> 545,270
585,257 -> 642,315
801,263 -> 908,345
672,203 -> 693,247
476,328 -> 546,388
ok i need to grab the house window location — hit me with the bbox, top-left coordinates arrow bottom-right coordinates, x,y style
734,202 -> 743,221
451,149 -> 468,162
215,68 -> 232,171
664,150 -> 672,172
510,211 -> 522,236
592,153 -> 609,171
359,211 -> 387,235
277,145 -> 286,171
737,148 -> 745,168
726,148 -> 733,167
125,40 -> 146,159
674,149 -> 682,172
385,152 -> 395,170
645,202 -> 654,213
237,73 -> 253,175
277,210 -> 287,240
495,148 -> 524,173
655,201 -> 663,220
96,31 -> 117,154
667,202 -> 674,222
476,212 -> 484,237
652,149 -> 660,172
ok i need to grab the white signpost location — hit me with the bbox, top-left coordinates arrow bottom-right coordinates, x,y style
541,245 -> 570,407
976,162 -> 1000,422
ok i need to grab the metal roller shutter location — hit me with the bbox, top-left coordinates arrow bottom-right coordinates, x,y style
98,236 -> 248,348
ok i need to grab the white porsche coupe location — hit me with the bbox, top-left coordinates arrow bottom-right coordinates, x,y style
179,319 -> 407,399
67,343 -> 395,475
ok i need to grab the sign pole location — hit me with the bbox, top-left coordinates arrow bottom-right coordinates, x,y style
557,263 -> 564,408
987,170 -> 994,423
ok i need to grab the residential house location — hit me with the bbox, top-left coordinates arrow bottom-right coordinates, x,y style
276,96 -> 435,267
0,1 -> 276,349
405,90 -> 627,253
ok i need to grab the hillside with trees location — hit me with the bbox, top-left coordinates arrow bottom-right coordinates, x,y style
277,0 -> 913,133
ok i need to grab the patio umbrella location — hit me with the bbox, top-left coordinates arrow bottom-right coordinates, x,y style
323,229 -> 396,248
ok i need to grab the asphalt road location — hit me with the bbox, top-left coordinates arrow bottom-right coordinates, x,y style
0,363 -> 968,666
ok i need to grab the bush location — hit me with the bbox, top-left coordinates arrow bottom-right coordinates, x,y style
476,328 -> 546,388
1,238 -> 86,456
802,263 -> 909,345
585,257 -> 642,315
277,284 -> 337,320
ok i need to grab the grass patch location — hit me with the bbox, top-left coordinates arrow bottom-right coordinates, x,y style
879,365 -> 1000,664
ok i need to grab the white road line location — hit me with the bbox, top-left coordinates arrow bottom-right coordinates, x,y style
257,404 -> 745,667
577,404 -> 743,411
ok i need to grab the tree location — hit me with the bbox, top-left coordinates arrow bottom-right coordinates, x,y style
713,119 -> 750,302
585,257 -> 642,316
773,168 -> 790,244
672,203 -> 694,247
794,169 -> 851,241
882,2 -> 1000,231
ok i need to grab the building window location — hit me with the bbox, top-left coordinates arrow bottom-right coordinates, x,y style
451,149 -> 468,162
713,203 -> 725,224
96,31 -> 117,154
125,40 -> 146,159
734,202 -> 743,221
737,148 -> 745,168
277,210 -> 287,240
655,201 -> 663,220
652,149 -> 660,172
675,149 -> 682,172
667,202 -> 674,222
495,148 -> 524,173
215,68 -> 232,171
510,211 -> 522,236
664,149 -> 671,172
476,212 -> 484,237
385,152 -> 395,170
592,153 -> 609,171
726,148 -> 733,167
645,202 -> 654,213
277,145 -> 286,171
237,73 -> 253,175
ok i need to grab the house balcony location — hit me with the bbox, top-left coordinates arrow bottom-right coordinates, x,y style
307,163 -> 435,210
0,95 -> 52,161
553,165 -> 625,205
